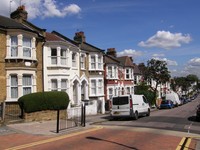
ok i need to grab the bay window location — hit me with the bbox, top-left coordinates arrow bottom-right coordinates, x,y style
72,52 -> 77,68
51,49 -> 57,64
23,37 -> 31,57
22,75 -> 32,95
61,79 -> 67,92
90,78 -> 104,96
11,36 -> 18,57
125,68 -> 133,79
91,56 -> 95,69
80,54 -> 85,69
51,79 -> 58,91
60,49 -> 67,65
91,79 -> 96,95
10,75 -> 18,98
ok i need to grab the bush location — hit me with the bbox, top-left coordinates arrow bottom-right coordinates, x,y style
18,91 -> 70,113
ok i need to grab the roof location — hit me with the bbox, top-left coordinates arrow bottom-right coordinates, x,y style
104,54 -> 121,65
79,42 -> 105,53
117,56 -> 134,67
133,64 -> 142,75
0,15 -> 45,39
0,15 -> 30,30
46,32 -> 66,42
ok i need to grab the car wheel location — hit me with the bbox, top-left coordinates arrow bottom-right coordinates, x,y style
134,111 -> 138,120
146,109 -> 150,116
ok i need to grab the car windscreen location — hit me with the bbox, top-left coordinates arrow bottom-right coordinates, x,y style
112,96 -> 129,105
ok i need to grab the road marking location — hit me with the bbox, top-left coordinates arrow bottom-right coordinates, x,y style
176,137 -> 192,150
6,126 -> 103,150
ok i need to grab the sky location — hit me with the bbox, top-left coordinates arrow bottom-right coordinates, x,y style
1,0 -> 200,78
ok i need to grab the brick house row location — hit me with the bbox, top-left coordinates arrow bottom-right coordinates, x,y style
0,6 -> 139,115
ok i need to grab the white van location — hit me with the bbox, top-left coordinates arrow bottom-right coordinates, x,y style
165,92 -> 181,106
110,94 -> 150,120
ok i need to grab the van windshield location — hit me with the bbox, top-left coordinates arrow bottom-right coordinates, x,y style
113,96 -> 129,105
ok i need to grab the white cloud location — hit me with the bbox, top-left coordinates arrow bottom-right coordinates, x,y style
188,57 -> 200,66
0,0 -> 81,19
152,53 -> 165,57
152,57 -> 178,66
138,30 -> 192,50
117,49 -> 143,58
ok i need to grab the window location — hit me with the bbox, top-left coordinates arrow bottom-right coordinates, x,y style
72,53 -> 76,67
108,88 -> 113,99
22,75 -> 32,95
91,80 -> 96,95
98,56 -> 102,69
23,37 -> 31,57
51,49 -> 57,64
51,79 -> 58,91
107,66 -> 118,79
107,66 -> 112,78
11,36 -> 18,57
60,49 -> 66,65
80,54 -> 85,69
126,87 -> 130,95
61,79 -> 67,92
91,56 -> 95,69
10,75 -> 18,98
98,79 -> 103,94
125,68 -> 133,79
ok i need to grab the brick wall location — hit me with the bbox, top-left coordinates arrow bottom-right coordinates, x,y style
0,31 -> 7,102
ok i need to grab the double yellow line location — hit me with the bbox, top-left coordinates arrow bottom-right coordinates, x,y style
176,137 -> 192,150
6,126 -> 103,150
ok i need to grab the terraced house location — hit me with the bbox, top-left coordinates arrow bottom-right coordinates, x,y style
0,6 -> 45,105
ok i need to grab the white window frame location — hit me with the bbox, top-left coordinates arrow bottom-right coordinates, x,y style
23,37 -> 32,58
10,75 -> 18,98
80,54 -> 85,69
6,70 -> 36,102
125,68 -> 133,80
61,79 -> 67,92
90,55 -> 96,70
72,52 -> 77,68
51,79 -> 58,91
10,36 -> 18,57
90,78 -> 104,96
22,74 -> 32,96
60,49 -> 67,65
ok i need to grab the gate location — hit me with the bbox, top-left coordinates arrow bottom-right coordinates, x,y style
4,102 -> 22,124
57,103 -> 85,133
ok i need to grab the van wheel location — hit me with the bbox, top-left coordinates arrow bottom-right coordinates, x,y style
146,109 -> 150,116
134,111 -> 138,120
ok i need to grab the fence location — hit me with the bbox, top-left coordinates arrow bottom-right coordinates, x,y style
57,105 -> 83,133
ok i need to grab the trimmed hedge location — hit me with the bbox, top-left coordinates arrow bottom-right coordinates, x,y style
18,91 -> 70,113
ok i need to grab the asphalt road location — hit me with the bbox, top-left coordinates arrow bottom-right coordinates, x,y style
98,96 -> 200,134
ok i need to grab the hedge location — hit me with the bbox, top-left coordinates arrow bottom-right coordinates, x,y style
18,91 -> 70,113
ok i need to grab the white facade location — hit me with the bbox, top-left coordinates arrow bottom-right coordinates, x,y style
43,40 -> 84,106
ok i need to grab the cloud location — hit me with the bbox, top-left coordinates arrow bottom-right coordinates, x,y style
152,53 -> 165,57
188,57 -> 200,66
152,57 -> 178,66
117,49 -> 143,58
138,30 -> 192,50
0,0 -> 81,19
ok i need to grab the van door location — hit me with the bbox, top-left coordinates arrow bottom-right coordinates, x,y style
112,96 -> 130,115
142,96 -> 149,113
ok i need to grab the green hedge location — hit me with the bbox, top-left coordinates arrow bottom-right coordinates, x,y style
18,91 -> 70,113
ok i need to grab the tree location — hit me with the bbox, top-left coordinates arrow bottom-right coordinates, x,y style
144,59 -> 171,106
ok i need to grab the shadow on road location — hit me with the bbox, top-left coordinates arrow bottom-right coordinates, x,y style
188,116 -> 200,122
86,136 -> 138,150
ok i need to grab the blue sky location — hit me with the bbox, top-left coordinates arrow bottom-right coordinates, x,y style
1,0 -> 200,78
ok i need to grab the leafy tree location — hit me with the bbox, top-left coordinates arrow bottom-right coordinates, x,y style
144,59 -> 171,106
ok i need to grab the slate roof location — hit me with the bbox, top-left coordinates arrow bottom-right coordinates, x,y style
133,63 -> 142,75
79,42 -> 105,53
104,54 -> 121,65
0,15 -> 45,38
0,15 -> 29,30
117,56 -> 134,67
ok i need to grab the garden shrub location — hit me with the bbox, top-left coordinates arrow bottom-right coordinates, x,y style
18,91 -> 70,113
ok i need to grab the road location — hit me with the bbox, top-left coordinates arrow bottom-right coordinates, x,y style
0,97 -> 199,150
98,96 -> 200,134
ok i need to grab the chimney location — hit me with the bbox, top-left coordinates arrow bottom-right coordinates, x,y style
10,5 -> 28,21
106,48 -> 117,57
74,31 -> 86,43
129,57 -> 133,62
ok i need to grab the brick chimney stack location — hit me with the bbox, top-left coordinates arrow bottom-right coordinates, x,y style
10,5 -> 28,21
74,31 -> 86,43
106,48 -> 117,57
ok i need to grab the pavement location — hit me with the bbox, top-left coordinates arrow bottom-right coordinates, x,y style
1,111 -> 200,150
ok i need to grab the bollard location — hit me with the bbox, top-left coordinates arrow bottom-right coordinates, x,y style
56,110 -> 60,133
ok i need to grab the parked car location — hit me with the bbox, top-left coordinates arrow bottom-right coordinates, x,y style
196,104 -> 200,121
110,94 -> 150,120
165,92 -> 181,106
160,100 -> 174,109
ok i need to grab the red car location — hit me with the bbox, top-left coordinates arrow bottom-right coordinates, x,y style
196,104 -> 200,121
